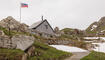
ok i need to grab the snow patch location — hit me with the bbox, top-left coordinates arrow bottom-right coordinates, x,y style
50,45 -> 88,52
84,37 -> 105,40
91,25 -> 97,31
101,30 -> 105,32
84,37 -> 99,40
92,43 -> 105,53
84,37 -> 105,53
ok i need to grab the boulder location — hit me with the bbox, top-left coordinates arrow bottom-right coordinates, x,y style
0,35 -> 35,51
12,35 -> 35,51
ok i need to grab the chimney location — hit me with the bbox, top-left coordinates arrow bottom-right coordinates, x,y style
41,16 -> 44,21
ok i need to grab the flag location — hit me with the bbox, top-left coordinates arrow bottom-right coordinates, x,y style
21,3 -> 28,8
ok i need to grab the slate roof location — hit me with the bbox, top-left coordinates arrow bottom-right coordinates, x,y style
29,20 -> 43,29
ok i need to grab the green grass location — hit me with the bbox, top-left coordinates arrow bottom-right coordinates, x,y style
0,48 -> 24,60
0,48 -> 24,53
61,28 -> 74,34
59,34 -> 76,40
81,51 -> 105,60
28,41 -> 72,60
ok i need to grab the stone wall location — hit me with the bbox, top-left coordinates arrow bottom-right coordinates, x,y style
44,38 -> 93,50
45,39 -> 73,45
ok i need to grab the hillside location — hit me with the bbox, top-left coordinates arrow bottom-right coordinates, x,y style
0,41 -> 72,60
86,17 -> 105,36
0,16 -> 72,60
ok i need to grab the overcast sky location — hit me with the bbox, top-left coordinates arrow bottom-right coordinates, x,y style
0,0 -> 105,30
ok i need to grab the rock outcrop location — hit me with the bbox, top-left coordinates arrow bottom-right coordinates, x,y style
0,16 -> 29,32
0,16 -> 36,51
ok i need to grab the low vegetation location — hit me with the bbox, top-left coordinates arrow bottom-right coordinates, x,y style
61,28 -> 84,37
81,51 -> 105,60
28,41 -> 72,60
0,48 -> 24,60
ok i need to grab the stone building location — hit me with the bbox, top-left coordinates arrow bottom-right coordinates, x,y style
29,19 -> 55,38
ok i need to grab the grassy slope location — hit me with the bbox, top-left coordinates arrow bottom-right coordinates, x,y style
0,48 -> 24,60
28,41 -> 72,60
81,51 -> 105,60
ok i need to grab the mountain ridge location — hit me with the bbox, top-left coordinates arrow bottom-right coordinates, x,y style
86,16 -> 105,36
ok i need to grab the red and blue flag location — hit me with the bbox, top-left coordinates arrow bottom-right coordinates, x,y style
21,3 -> 28,8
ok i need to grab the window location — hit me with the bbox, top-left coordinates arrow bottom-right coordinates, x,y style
45,25 -> 48,29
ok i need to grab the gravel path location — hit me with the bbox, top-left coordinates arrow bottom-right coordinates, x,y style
65,52 -> 90,60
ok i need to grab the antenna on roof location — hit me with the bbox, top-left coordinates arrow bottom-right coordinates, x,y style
41,15 -> 44,21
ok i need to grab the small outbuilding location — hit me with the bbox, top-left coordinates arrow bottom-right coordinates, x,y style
29,19 -> 55,37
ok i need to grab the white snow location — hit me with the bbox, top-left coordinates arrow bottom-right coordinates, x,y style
49,37 -> 105,53
85,41 -> 93,43
50,45 -> 88,52
84,37 -> 105,40
84,37 -> 99,39
91,25 -> 97,31
101,30 -> 105,32
93,43 -> 105,53
84,37 -> 105,53
101,37 -> 105,40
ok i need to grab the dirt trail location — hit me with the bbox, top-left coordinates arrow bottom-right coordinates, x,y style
65,52 -> 90,60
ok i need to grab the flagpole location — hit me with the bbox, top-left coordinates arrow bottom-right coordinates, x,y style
20,3 -> 21,23
20,3 -> 28,23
